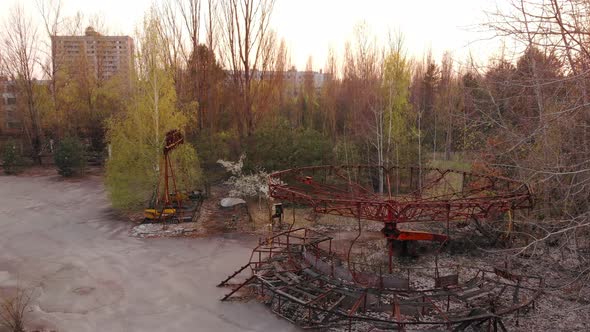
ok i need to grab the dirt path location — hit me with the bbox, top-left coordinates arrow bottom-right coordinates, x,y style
0,173 -> 296,332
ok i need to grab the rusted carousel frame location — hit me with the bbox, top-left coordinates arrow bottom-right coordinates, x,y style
269,165 -> 533,224
269,165 -> 534,269
218,228 -> 543,331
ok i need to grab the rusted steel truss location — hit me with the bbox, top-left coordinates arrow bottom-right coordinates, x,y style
219,228 -> 543,331
269,165 -> 533,245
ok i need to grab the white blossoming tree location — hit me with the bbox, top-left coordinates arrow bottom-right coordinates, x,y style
217,154 -> 270,201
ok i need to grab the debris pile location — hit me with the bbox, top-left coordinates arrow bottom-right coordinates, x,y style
130,222 -> 200,238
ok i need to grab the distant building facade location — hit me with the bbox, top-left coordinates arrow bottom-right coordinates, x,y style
228,68 -> 332,98
0,77 -> 21,137
51,27 -> 134,82
284,68 -> 330,97
0,78 -> 50,145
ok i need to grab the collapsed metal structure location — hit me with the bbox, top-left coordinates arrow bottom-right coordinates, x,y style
219,228 -> 543,331
219,165 -> 539,330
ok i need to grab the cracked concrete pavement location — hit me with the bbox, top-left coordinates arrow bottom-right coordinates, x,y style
0,174 -> 297,331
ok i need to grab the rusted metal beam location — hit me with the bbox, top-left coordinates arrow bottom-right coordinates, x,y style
220,275 -> 256,301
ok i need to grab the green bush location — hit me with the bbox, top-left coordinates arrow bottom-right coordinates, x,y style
1,141 -> 25,175
291,128 -> 332,167
333,138 -> 362,165
54,137 -> 86,177
194,129 -> 239,169
245,121 -> 333,171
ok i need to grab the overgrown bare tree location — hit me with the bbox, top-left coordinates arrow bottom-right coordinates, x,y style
480,0 -> 590,297
219,0 -> 276,137
1,5 -> 44,164
155,0 -> 187,74
320,47 -> 338,137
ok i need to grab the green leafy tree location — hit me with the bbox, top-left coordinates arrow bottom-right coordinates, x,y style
359,34 -> 416,193
54,136 -> 86,177
106,12 -> 201,210
291,128 -> 332,167
49,56 -> 128,158
382,36 -> 416,168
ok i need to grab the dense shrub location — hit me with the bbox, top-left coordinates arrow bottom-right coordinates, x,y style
54,137 -> 86,177
194,129 -> 239,169
333,138 -> 362,165
291,128 -> 332,166
245,121 -> 333,171
1,141 -> 25,175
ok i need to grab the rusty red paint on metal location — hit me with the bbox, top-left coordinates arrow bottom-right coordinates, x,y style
269,165 -> 533,243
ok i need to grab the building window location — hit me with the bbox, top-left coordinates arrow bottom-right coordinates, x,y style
7,122 -> 21,129
7,97 -> 16,105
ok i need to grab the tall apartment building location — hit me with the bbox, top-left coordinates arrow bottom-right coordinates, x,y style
51,27 -> 134,83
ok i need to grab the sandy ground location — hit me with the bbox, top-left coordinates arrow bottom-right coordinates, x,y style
0,173 -> 297,332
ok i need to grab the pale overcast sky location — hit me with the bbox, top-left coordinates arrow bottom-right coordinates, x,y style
1,0 -> 509,71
